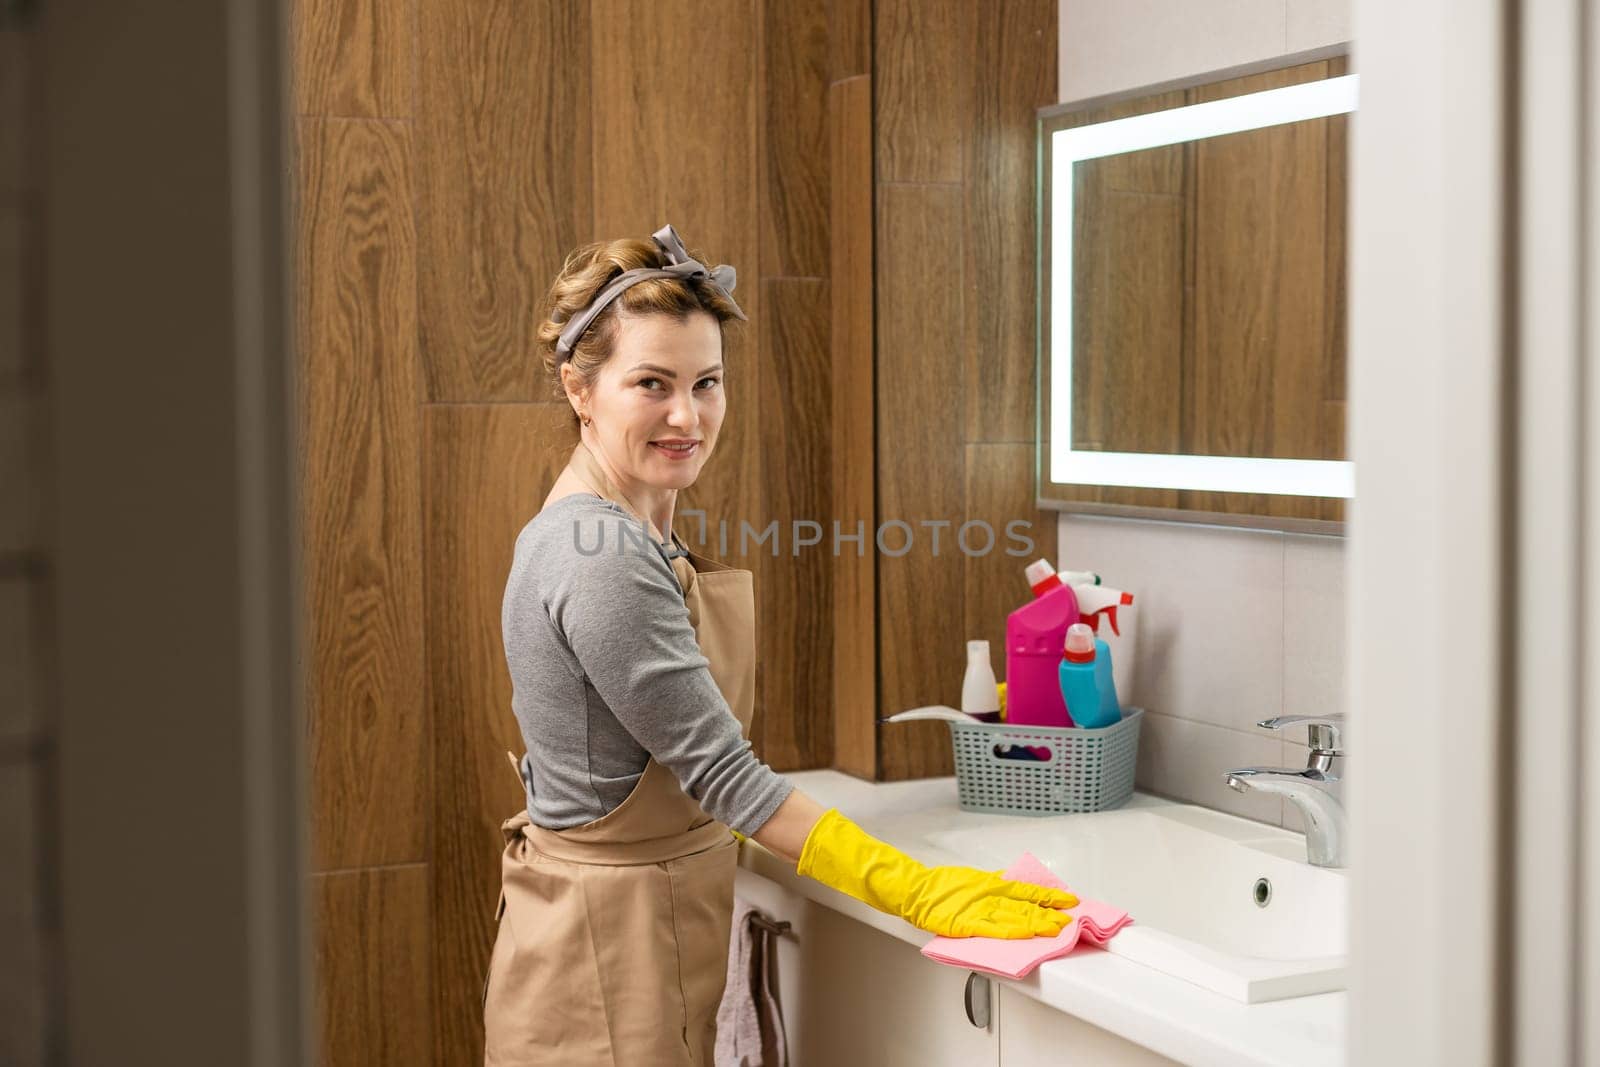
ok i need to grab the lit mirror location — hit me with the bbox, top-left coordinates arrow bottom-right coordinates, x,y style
1037,49 -> 1356,532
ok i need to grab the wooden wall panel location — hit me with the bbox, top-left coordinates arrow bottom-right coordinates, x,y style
302,0 -> 867,1058
0,29 -> 34,200
1072,95 -> 1186,466
296,116 -> 426,871
758,280 -> 833,769
416,0 -> 591,403
1064,126 -> 1186,513
1187,64 -> 1331,520
425,403 -> 574,1065
829,75 -> 877,779
875,184 -> 966,780
873,0 -> 1057,780
292,0 -> 415,119
874,0 -> 974,183
965,443 -> 1057,676
761,0 -> 831,279
313,866 -> 433,1066
828,0 -> 872,82
757,0 -> 833,771
590,0 -> 761,567
963,0 -> 1059,444
1045,92 -> 1189,513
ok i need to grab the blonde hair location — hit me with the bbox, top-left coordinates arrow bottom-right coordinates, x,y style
536,236 -> 746,415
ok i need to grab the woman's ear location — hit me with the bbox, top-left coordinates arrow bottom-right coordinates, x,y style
559,363 -> 586,418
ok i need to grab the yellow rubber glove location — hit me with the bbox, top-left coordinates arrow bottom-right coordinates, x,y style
797,809 -> 1076,939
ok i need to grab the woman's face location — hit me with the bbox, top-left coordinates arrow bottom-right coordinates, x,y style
571,309 -> 726,492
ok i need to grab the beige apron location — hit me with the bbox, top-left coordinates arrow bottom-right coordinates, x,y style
483,442 -> 757,1066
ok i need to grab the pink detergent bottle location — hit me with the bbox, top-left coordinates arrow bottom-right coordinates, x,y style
1004,560 -> 1081,727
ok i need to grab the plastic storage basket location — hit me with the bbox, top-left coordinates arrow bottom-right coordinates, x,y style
948,707 -> 1143,816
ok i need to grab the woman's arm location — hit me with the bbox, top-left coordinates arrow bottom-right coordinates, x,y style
748,786 -> 827,862
746,787 -> 1079,940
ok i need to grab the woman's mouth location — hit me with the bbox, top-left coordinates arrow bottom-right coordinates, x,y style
649,439 -> 700,461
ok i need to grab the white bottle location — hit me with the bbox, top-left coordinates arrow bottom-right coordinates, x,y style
961,640 -> 1001,722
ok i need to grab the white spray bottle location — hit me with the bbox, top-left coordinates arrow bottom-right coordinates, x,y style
1072,584 -> 1137,707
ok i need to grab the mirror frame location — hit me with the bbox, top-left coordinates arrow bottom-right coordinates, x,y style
1035,42 -> 1355,536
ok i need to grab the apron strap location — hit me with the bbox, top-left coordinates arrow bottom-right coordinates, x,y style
505,750 -> 526,792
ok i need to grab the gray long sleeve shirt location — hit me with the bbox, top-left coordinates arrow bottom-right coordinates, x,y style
501,492 -> 795,836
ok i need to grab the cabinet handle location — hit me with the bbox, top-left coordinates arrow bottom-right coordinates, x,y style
963,971 -> 991,1029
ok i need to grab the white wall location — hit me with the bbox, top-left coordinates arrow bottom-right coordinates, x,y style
1056,0 -> 1351,828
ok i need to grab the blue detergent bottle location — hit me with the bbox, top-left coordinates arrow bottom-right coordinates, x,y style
1059,623 -> 1122,728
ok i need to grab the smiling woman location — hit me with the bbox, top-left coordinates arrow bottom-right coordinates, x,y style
538,225 -> 746,533
483,225 -> 1078,1067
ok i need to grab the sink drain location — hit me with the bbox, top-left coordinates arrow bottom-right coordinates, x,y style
1253,877 -> 1273,908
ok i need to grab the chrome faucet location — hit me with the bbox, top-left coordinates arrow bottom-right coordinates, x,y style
1223,714 -> 1346,868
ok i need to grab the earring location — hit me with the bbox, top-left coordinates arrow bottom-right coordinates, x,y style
580,411 -> 592,427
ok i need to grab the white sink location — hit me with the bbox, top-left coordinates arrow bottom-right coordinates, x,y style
922,803 -> 1347,1003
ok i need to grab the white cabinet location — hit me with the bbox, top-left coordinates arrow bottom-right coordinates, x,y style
997,986 -> 1180,1066
734,873 -> 1181,1067
734,872 -> 997,1066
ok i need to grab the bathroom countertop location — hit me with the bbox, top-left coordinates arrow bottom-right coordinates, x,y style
736,769 -> 1345,1067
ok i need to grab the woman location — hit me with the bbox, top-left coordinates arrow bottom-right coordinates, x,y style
482,225 -> 1077,1066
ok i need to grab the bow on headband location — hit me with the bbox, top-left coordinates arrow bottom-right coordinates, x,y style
555,224 -> 748,359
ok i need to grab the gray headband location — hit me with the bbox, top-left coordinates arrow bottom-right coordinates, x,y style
554,223 -> 747,359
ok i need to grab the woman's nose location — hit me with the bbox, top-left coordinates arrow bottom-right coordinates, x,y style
667,392 -> 698,429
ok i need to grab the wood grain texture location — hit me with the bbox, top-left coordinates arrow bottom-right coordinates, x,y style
964,443 -> 1056,686
1186,64 -> 1331,520
1040,60 -> 1348,522
761,0 -> 830,278
416,0 -> 591,402
758,280 -> 833,770
0,206 -> 34,388
827,0 -> 872,82
1067,95 -> 1187,513
0,760 -> 44,1066
874,0 -> 974,184
293,0 -> 414,119
1046,92 -> 1186,512
962,0 -> 1057,444
591,0 -> 761,565
296,117 -> 426,870
313,866 -> 433,1067
875,184 -> 965,781
828,76 -> 876,780
425,403 -> 576,1066
869,4 -> 1060,780
1,29 -> 40,198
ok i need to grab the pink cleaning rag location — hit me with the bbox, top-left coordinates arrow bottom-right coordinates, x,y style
919,852 -> 1133,980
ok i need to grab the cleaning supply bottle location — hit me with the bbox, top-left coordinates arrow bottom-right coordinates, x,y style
1091,632 -> 1123,726
1004,560 -> 1080,727
961,640 -> 1001,723
1073,584 -> 1137,707
1059,623 -> 1122,728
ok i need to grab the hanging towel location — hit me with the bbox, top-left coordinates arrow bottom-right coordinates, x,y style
715,899 -> 790,1067
920,852 -> 1133,980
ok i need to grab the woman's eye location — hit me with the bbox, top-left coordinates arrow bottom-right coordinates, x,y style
636,376 -> 718,391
